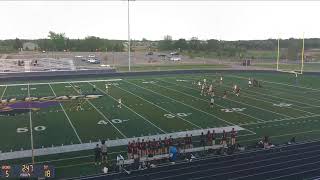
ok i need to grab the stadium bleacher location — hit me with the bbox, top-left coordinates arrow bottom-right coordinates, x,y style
71,139 -> 320,180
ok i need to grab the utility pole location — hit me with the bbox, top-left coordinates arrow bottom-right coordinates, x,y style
128,0 -> 131,71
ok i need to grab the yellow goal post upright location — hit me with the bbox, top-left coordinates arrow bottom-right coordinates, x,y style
276,35 -> 305,75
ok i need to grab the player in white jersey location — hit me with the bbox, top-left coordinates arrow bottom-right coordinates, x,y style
233,84 -> 238,93
77,86 -> 82,95
92,85 -> 96,93
118,98 -> 122,108
198,81 -> 202,89
76,102 -> 82,111
248,78 -> 252,87
201,84 -> 205,96
210,98 -> 214,108
208,84 -> 213,94
105,84 -> 109,93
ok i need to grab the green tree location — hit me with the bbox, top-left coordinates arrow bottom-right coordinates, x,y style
13,38 -> 23,50
48,31 -> 67,51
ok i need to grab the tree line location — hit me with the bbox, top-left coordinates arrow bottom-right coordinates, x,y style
2,32 -> 320,60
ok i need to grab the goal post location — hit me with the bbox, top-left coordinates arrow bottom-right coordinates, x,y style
276,35 -> 305,75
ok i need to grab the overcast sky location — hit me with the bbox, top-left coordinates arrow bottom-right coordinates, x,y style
0,1 -> 319,41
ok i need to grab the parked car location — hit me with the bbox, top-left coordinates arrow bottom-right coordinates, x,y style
87,58 -> 100,64
170,57 -> 181,61
88,54 -> 96,58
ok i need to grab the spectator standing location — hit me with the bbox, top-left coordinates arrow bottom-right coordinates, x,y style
127,141 -> 132,159
221,130 -> 227,147
200,132 -> 205,148
212,130 -> 216,145
206,130 -> 213,146
101,140 -> 108,164
189,134 -> 193,148
231,128 -> 237,145
94,144 -> 101,165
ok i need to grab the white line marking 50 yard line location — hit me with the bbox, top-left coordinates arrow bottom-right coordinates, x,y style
27,84 -> 35,164
48,83 -> 83,144
69,82 -> 127,139
87,82 -> 167,134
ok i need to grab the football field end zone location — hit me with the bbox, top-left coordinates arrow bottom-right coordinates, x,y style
0,79 -> 122,87
0,125 -> 248,161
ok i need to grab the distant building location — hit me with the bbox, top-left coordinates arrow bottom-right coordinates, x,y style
23,42 -> 38,51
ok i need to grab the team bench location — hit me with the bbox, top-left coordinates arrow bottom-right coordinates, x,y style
116,144 -> 225,166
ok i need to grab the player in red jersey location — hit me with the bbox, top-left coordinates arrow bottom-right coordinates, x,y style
212,130 -> 216,145
164,137 -> 169,154
231,128 -> 237,145
206,130 -> 212,146
169,136 -> 173,146
127,141 -> 132,159
146,140 -> 151,156
189,134 -> 193,148
184,134 -> 189,149
141,139 -> 146,157
221,130 -> 227,147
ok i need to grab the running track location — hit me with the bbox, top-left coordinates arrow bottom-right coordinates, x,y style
71,140 -> 320,180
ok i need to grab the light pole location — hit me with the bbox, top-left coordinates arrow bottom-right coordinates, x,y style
127,0 -> 131,71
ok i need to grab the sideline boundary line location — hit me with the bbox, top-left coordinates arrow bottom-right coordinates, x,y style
0,79 -> 122,87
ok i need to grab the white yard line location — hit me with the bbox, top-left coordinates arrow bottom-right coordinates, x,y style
157,79 -> 265,123
69,82 -> 127,139
48,83 -> 83,144
0,85 -> 7,100
87,82 -> 167,134
27,84 -> 35,164
125,80 -> 244,129
0,79 -> 122,87
167,77 -> 291,118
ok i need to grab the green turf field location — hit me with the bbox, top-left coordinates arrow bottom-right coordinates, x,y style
1,71 -> 320,178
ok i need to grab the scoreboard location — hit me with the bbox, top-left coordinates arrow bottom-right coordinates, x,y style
0,164 -> 55,178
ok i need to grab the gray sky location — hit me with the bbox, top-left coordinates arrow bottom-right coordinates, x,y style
0,1 -> 319,41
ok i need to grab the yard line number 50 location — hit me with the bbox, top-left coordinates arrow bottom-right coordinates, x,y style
17,126 -> 46,133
